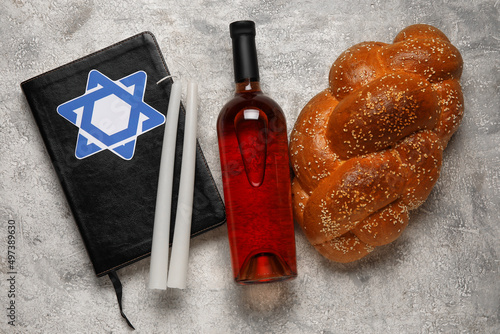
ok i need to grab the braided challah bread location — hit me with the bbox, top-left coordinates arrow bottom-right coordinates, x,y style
290,24 -> 463,262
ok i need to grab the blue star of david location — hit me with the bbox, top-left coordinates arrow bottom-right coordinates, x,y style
57,70 -> 165,160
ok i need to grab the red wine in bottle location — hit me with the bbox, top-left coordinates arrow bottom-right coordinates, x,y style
217,20 -> 297,284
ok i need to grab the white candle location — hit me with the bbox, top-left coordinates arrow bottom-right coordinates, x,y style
148,79 -> 182,290
167,81 -> 198,289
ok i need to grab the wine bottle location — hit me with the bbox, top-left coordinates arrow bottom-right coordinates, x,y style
217,20 -> 297,284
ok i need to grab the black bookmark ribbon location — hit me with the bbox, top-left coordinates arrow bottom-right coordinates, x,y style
108,270 -> 135,330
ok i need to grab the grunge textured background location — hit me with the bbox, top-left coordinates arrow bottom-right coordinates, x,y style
0,0 -> 498,332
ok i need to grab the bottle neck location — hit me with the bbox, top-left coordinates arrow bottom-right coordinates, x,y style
235,79 -> 261,94
231,29 -> 260,84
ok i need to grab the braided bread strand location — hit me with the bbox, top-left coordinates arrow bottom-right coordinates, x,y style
290,24 -> 464,262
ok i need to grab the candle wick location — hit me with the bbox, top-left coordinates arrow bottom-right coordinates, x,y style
157,74 -> 179,85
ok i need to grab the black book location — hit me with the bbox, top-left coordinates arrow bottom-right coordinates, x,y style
21,32 -> 226,328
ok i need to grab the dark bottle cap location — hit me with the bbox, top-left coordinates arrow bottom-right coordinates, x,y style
230,20 -> 260,83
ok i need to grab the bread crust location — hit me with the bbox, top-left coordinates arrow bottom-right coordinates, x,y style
291,24 -> 463,262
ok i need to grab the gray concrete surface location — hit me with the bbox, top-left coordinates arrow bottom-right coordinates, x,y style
1,0 -> 499,333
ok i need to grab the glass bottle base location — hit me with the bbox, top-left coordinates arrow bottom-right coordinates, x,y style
235,251 -> 297,285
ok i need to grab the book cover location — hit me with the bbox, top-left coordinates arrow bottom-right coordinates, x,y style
21,31 -> 226,278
